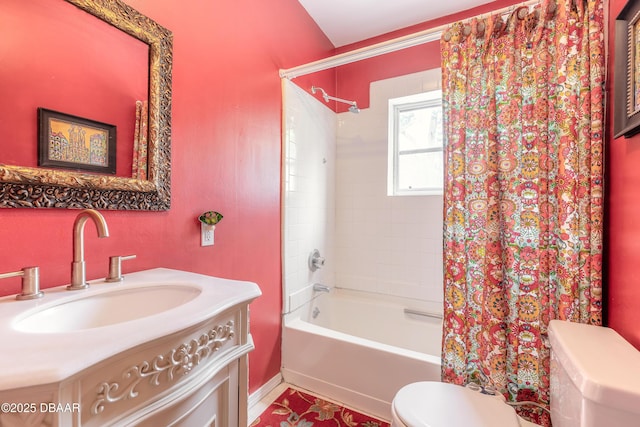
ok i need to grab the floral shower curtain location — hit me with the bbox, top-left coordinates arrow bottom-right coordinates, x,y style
440,0 -> 604,424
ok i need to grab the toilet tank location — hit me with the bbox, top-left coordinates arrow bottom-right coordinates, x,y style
548,320 -> 640,427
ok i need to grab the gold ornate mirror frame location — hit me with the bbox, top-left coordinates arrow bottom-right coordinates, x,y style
0,0 -> 172,210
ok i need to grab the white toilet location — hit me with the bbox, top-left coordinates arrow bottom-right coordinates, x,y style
391,320 -> 640,426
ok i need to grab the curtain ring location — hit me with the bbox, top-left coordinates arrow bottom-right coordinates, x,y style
463,24 -> 472,37
443,30 -> 452,42
493,18 -> 504,35
517,6 -> 529,20
547,1 -> 557,17
476,21 -> 486,38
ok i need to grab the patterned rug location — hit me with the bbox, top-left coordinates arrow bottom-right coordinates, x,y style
250,387 -> 390,427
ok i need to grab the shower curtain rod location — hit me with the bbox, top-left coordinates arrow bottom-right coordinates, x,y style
279,0 -> 540,80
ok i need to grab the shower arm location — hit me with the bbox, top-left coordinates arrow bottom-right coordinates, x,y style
322,93 -> 357,108
311,86 -> 358,109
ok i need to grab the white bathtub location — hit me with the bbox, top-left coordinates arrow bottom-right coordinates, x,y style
281,288 -> 443,421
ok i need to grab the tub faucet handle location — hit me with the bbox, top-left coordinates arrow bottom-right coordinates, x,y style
0,266 -> 44,300
308,249 -> 325,271
105,255 -> 136,282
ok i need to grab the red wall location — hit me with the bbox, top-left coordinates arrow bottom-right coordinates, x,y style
607,0 -> 640,349
0,0 -> 333,393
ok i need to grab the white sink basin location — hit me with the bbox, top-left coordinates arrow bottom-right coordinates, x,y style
13,284 -> 201,333
0,268 -> 262,392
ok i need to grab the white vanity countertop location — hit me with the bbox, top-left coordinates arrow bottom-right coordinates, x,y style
0,268 -> 261,391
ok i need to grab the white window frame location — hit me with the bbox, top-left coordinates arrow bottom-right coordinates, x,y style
387,90 -> 443,196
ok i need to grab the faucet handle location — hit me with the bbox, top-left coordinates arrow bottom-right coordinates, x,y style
0,267 -> 44,300
308,249 -> 326,271
105,255 -> 136,283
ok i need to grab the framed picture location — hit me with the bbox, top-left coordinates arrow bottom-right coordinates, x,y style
615,0 -> 640,138
38,108 -> 117,174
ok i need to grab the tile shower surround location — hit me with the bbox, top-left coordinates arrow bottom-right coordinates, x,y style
283,70 -> 443,312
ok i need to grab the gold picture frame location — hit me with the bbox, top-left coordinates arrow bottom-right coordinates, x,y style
615,0 -> 640,138
38,108 -> 117,175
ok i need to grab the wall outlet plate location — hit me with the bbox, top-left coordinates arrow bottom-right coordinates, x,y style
201,223 -> 215,246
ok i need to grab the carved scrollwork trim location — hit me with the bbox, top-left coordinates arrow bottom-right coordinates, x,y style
0,165 -> 156,192
91,321 -> 235,415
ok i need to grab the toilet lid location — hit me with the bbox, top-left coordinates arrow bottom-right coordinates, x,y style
392,382 -> 521,427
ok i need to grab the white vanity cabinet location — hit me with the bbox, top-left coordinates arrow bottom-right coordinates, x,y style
0,268 -> 261,427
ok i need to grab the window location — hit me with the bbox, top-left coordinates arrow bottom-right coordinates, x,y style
388,90 -> 443,196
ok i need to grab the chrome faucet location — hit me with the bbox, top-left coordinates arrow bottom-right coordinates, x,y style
68,209 -> 109,290
308,249 -> 326,271
312,283 -> 330,293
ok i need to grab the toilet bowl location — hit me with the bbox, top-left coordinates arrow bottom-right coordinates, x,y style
391,320 -> 640,427
391,381 -> 538,427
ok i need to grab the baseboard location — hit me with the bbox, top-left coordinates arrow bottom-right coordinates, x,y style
247,373 -> 284,424
281,367 -> 391,422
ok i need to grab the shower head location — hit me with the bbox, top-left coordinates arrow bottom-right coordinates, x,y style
311,86 -> 360,114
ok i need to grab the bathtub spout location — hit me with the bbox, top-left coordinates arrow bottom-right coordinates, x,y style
313,283 -> 330,293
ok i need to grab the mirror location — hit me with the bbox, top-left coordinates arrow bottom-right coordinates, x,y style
0,0 -> 172,210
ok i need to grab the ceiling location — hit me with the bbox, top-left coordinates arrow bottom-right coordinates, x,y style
297,0 -> 495,47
